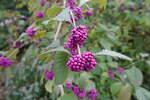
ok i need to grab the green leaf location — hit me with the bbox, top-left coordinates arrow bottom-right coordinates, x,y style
85,80 -> 96,91
126,67 -> 143,87
37,46 -> 69,59
79,0 -> 90,6
54,8 -> 71,22
95,50 -> 132,61
59,94 -> 78,100
135,87 -> 150,100
92,0 -> 107,8
54,52 -> 69,85
78,72 -> 92,89
101,0 -> 107,8
4,49 -> 19,59
45,80 -> 53,93
46,6 -> 63,18
32,30 -> 45,40
110,82 -> 122,96
117,85 -> 131,100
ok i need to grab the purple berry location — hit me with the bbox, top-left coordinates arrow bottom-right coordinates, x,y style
77,89 -> 87,99
39,0 -> 46,6
45,70 -> 54,80
65,82 -> 72,88
35,11 -> 44,19
89,89 -> 97,100
86,10 -> 93,16
119,7 -> 126,12
25,26 -> 37,37
117,67 -> 125,74
0,57 -> 13,67
72,85 -> 80,94
13,41 -> 22,48
108,69 -> 115,79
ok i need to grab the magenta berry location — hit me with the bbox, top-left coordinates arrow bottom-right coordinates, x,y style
0,57 -> 13,67
65,82 -> 72,88
35,11 -> 44,19
45,71 -> 54,80
117,67 -> 125,74
108,69 -> 115,79
39,0 -> 46,6
72,85 -> 80,94
86,10 -> 93,16
89,89 -> 97,100
13,40 -> 22,48
25,26 -> 37,37
77,89 -> 87,99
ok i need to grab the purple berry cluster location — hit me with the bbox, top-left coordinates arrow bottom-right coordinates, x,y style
66,51 -> 96,72
67,0 -> 83,21
72,7 -> 83,21
64,25 -> 87,55
65,82 -> 97,100
67,0 -> 76,9
0,57 -> 13,67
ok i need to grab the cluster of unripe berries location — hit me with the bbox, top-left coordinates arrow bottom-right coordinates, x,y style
65,82 -> 97,100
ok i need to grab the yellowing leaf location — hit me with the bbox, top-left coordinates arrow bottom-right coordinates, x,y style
117,85 -> 131,100
45,81 -> 53,93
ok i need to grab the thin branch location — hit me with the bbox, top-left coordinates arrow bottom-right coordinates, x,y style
69,10 -> 76,27
77,44 -> 81,56
54,22 -> 62,41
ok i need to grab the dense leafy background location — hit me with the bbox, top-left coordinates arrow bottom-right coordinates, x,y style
0,0 -> 150,100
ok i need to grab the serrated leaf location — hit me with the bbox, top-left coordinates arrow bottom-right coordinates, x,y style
54,52 -> 69,85
110,82 -> 122,96
46,6 -> 63,18
45,80 -> 53,93
95,50 -> 132,61
54,8 -> 71,22
126,67 -> 143,87
135,87 -> 150,100
58,94 -> 78,100
117,85 -> 131,100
